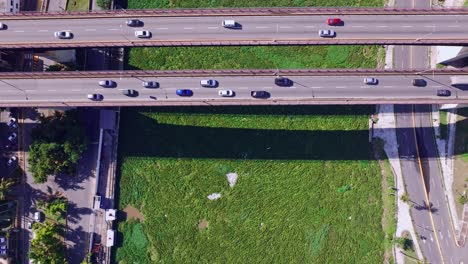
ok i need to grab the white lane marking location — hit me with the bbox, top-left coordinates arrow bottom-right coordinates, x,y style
311,86 -> 322,89
447,230 -> 451,239
47,89 -> 56,92
108,29 -> 119,31
255,26 -> 269,29
71,89 -> 81,92
422,237 -> 426,244
304,25 -> 315,28
279,26 -> 292,29
432,85 -> 442,88
430,233 -> 434,242
383,86 -> 393,88
336,86 -> 346,88
38,30 -> 48,32
156,27 -> 169,30
424,25 -> 436,28
376,26 -> 388,28
263,86 -> 273,89
448,25 -> 460,28
85,29 -> 97,31
62,29 -> 71,31
290,86 -> 297,89
352,25 -> 364,28
183,27 -> 193,30
439,231 -> 443,240
25,90 -> 34,92
360,86 -> 369,88
14,30 -> 25,33
237,87 -> 248,89
401,26 -> 413,28
207,27 -> 218,29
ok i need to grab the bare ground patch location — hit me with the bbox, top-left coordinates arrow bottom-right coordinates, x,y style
123,204 -> 145,222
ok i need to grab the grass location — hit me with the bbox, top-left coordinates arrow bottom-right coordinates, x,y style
66,0 -> 89,11
127,0 -> 382,8
127,46 -> 380,70
116,105 -> 385,263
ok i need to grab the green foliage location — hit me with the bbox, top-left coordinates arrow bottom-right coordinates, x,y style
458,194 -> 468,205
96,0 -> 111,9
29,222 -> 67,264
116,106 -> 384,263
394,236 -> 414,251
45,64 -> 65,72
66,0 -> 89,11
28,110 -> 87,183
0,178 -> 15,201
400,193 -> 410,203
40,197 -> 68,220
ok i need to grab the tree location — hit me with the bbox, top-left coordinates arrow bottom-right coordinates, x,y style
96,0 -> 111,9
0,178 -> 14,201
40,197 -> 68,220
28,143 -> 67,183
29,222 -> 67,264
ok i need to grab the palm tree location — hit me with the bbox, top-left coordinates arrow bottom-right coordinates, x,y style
0,178 -> 15,201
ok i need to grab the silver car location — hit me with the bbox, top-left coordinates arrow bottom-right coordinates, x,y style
200,79 -> 218,87
135,30 -> 151,38
318,29 -> 335,38
218,90 -> 234,97
364,77 -> 378,85
54,31 -> 73,39
98,80 -> 116,88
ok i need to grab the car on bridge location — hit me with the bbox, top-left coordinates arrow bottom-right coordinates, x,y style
412,79 -> 427,87
218,90 -> 234,97
222,20 -> 238,28
135,30 -> 151,38
326,18 -> 342,26
251,91 -> 270,98
364,77 -> 378,85
318,29 -> 335,38
122,89 -> 138,97
143,81 -> 159,88
87,94 -> 103,101
126,19 -> 143,27
275,77 -> 293,87
54,31 -> 73,39
176,89 -> 193,96
98,80 -> 116,88
436,89 -> 451,97
200,79 -> 218,88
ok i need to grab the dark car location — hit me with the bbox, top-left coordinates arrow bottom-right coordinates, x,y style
126,19 -> 142,27
251,91 -> 270,98
143,81 -> 159,88
326,18 -> 342,26
275,77 -> 293,87
176,89 -> 193,96
436,89 -> 451,97
122,89 -> 138,97
412,79 -> 427,87
87,94 -> 103,101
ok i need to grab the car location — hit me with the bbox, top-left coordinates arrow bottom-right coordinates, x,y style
436,89 -> 451,97
126,19 -> 142,27
218,90 -> 234,97
34,212 -> 44,222
326,18 -> 342,26
318,29 -> 335,38
142,81 -> 159,88
251,91 -> 270,98
222,20 -> 237,28
135,30 -> 151,38
7,156 -> 17,166
122,89 -> 138,97
27,221 -> 33,229
274,77 -> 293,87
200,79 -> 218,88
7,118 -> 17,129
0,246 -> 6,250
0,23 -> 5,30
364,77 -> 378,85
87,94 -> 103,101
7,133 -> 16,142
412,79 -> 427,87
98,80 -> 116,88
176,89 -> 193,96
54,31 -> 72,39
0,237 -> 4,243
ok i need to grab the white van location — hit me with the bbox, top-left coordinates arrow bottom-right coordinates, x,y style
222,20 -> 236,28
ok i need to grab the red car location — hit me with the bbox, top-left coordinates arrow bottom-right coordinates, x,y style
326,18 -> 342,26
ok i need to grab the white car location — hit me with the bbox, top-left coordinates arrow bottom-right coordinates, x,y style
218,90 -> 234,97
222,20 -> 236,28
7,156 -> 17,166
54,31 -> 73,39
135,30 -> 151,38
0,23 -> 5,30
7,118 -> 17,129
98,80 -> 116,88
200,79 -> 218,87
318,29 -> 335,38
87,94 -> 103,101
7,133 -> 17,142
34,212 -> 44,222
364,77 -> 378,85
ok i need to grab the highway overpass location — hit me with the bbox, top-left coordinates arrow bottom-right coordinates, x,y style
0,8 -> 468,48
1,69 -> 468,107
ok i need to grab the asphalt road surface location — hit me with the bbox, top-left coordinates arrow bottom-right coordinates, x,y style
0,74 -> 465,105
0,15 -> 467,47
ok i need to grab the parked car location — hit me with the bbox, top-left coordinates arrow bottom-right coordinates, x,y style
222,20 -> 237,28
7,118 -> 17,129
0,237 -> 4,243
135,30 -> 151,38
275,77 -> 293,87
364,77 -> 378,85
98,80 -> 116,88
27,221 -> 33,229
142,81 -> 159,88
318,29 -> 335,38
200,79 -> 218,88
87,94 -> 103,101
326,18 -> 342,26
126,19 -> 142,27
412,79 -> 427,87
54,31 -> 72,39
0,23 -> 6,30
218,90 -> 234,97
176,89 -> 193,96
122,89 -> 138,97
7,133 -> 17,142
436,89 -> 451,97
7,156 -> 17,166
34,212 -> 44,223
251,91 -> 270,98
